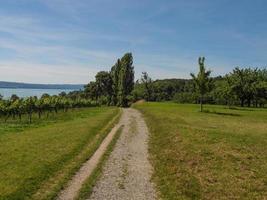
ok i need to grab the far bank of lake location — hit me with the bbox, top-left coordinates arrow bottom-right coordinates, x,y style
0,88 -> 76,98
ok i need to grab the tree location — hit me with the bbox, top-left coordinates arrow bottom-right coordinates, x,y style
59,92 -> 67,97
140,72 -> 153,101
10,94 -> 19,102
85,81 -> 100,103
227,67 -> 258,107
254,81 -> 267,107
253,68 -> 267,107
212,78 -> 235,107
110,59 -> 121,105
95,71 -> 113,105
117,53 -> 135,107
41,93 -> 50,99
190,57 -> 212,112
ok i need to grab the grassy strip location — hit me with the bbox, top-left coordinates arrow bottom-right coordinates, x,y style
0,107 -> 120,199
134,102 -> 267,199
0,108 -> 98,136
76,125 -> 124,200
34,108 -> 122,200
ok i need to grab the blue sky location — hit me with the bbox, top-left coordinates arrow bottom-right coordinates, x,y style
0,0 -> 267,84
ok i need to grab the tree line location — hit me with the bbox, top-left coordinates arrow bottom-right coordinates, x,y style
84,53 -> 135,107
2,53 -> 265,120
61,54 -> 267,109
0,52 -> 135,123
132,58 -> 267,109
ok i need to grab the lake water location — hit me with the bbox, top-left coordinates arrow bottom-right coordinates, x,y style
0,88 -> 76,99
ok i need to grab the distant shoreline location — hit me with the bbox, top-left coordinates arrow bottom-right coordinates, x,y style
0,81 -> 85,90
0,87 -> 76,90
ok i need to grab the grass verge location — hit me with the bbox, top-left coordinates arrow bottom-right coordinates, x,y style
35,108 -> 122,200
134,102 -> 267,199
77,125 -> 124,200
0,107 -> 120,200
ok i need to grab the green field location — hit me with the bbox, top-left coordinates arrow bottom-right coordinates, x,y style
0,107 -> 119,200
134,102 -> 267,200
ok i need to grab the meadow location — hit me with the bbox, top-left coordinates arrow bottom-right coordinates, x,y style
134,102 -> 267,199
0,107 -> 119,200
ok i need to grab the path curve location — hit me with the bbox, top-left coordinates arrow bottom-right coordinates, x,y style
88,108 -> 156,200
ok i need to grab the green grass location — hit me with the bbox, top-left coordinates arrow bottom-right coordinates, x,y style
133,102 -> 267,200
0,107 -> 119,200
0,108 -> 98,135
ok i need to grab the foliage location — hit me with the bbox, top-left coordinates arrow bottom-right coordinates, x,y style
227,67 -> 267,107
140,72 -> 153,101
95,71 -> 113,105
84,52 -> 135,107
133,78 -> 192,102
110,59 -> 121,105
117,53 -> 135,107
0,95 -> 94,123
173,92 -> 196,104
132,61 -> 266,108
190,57 -> 212,111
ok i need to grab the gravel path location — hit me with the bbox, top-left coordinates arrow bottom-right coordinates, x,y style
88,108 -> 156,200
57,112 -> 122,200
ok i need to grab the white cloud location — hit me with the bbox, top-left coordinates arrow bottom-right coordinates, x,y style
0,61 -> 99,84
1,1 -> 261,85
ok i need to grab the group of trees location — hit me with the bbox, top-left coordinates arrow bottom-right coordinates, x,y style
132,57 -> 267,109
1,53 -> 265,119
0,94 -> 93,123
214,68 -> 267,107
85,53 -> 135,107
0,52 -> 135,124
192,60 -> 267,109
133,77 -> 191,102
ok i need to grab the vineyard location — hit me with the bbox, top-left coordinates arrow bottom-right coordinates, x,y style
0,95 -> 94,123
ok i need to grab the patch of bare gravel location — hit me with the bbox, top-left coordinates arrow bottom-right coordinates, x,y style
88,108 -> 157,200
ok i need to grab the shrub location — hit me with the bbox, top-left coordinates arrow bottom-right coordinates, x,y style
173,92 -> 196,104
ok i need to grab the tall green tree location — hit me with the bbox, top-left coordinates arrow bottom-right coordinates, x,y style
227,67 -> 258,107
95,71 -> 113,105
110,59 -> 121,105
190,57 -> 212,112
141,72 -> 153,101
85,81 -> 100,103
117,53 -> 134,107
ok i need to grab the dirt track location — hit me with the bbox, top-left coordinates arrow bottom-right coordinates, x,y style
88,108 -> 156,200
58,108 -> 156,200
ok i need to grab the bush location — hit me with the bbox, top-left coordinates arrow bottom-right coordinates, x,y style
173,92 -> 196,104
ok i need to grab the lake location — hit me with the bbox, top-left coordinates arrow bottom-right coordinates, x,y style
0,88 -> 76,99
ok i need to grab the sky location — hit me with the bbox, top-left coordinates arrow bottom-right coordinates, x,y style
0,0 -> 267,84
